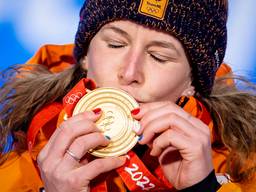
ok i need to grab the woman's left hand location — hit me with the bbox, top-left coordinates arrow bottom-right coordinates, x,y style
131,101 -> 213,190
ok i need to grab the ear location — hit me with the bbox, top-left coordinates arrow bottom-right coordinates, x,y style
80,55 -> 88,70
181,84 -> 195,97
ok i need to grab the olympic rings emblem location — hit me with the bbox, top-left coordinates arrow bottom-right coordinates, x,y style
64,92 -> 83,104
146,7 -> 159,14
99,111 -> 115,131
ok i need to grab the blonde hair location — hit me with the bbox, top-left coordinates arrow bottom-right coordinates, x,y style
0,64 -> 85,154
202,75 -> 256,184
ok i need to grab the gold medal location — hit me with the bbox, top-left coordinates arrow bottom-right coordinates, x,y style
72,87 -> 140,157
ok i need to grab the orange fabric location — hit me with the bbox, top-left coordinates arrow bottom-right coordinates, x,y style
0,104 -> 62,192
0,151 -> 43,191
26,44 -> 75,72
218,183 -> 242,192
27,102 -> 63,159
216,63 -> 232,77
215,63 -> 234,85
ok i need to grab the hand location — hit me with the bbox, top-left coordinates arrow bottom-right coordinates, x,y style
132,101 -> 213,190
37,109 -> 126,192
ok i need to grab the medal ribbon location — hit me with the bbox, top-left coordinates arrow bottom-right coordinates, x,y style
63,78 -> 96,117
116,150 -> 170,191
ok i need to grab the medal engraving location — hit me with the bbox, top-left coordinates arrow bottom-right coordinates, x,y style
72,87 -> 140,157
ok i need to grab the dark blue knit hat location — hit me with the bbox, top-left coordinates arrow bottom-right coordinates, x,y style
74,0 -> 228,96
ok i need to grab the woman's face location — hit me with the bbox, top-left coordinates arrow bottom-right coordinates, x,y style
82,20 -> 194,103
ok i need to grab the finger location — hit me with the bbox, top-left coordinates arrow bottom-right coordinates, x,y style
150,129 -> 191,157
64,108 -> 102,125
134,102 -> 209,136
157,131 -> 213,177
131,101 -> 170,120
139,113 -> 208,145
40,110 -> 102,158
37,125 -> 63,163
138,104 -> 180,135
131,101 -> 173,134
70,156 -> 126,186
38,109 -> 102,172
60,132 -> 110,169
150,129 -> 189,156
44,110 -> 102,160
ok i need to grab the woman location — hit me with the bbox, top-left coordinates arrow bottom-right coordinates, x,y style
0,0 -> 256,191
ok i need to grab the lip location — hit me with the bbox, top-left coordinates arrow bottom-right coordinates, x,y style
135,100 -> 145,104
123,92 -> 145,104
96,86 -> 145,104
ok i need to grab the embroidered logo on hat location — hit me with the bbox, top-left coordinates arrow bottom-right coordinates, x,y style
139,0 -> 169,20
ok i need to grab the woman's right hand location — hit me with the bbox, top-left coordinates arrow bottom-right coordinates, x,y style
37,109 -> 126,192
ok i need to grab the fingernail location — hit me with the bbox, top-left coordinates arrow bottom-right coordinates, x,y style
92,108 -> 101,115
131,108 -> 140,115
133,126 -> 141,133
138,135 -> 143,141
104,135 -> 111,140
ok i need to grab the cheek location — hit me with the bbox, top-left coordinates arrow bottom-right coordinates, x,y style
87,57 -> 110,81
86,43 -> 108,78
86,42 -> 125,84
86,56 -> 100,78
146,68 -> 190,101
86,53 -> 119,86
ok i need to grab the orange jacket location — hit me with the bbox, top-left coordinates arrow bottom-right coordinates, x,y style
0,44 -> 244,192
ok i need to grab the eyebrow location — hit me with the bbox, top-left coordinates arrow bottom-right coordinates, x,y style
102,25 -> 180,55
101,25 -> 130,41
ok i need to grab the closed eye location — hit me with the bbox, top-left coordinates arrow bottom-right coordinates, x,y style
108,44 -> 125,48
150,54 -> 168,63
107,40 -> 126,49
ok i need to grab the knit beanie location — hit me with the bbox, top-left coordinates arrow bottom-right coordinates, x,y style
74,0 -> 228,96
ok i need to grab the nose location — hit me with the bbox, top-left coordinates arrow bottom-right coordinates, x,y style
117,50 -> 144,85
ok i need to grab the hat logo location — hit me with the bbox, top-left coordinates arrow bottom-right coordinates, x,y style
139,0 -> 169,20
147,7 -> 159,14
